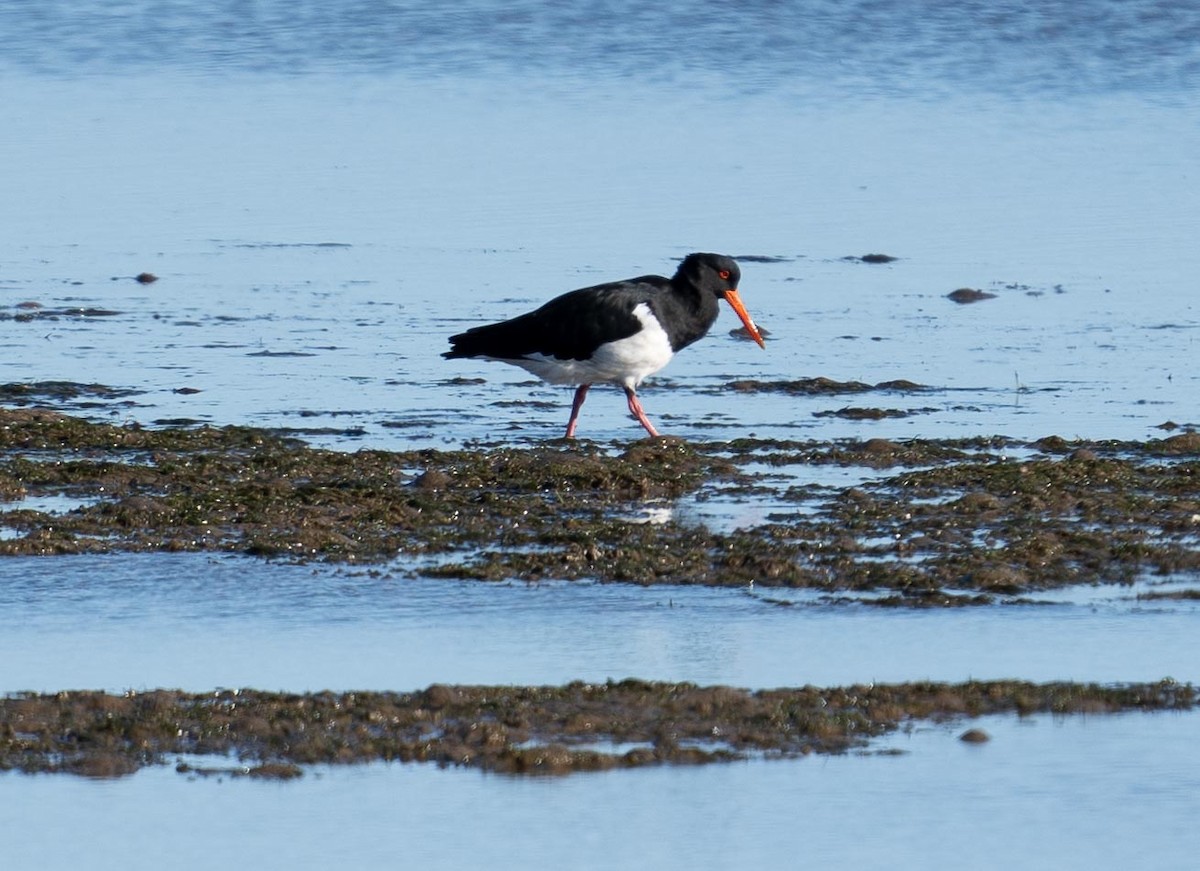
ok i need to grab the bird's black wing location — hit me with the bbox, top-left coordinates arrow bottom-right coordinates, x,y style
444,276 -> 669,361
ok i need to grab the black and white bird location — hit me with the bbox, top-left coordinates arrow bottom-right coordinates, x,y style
443,253 -> 765,438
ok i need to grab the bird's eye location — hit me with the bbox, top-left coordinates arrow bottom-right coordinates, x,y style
718,270 -> 731,280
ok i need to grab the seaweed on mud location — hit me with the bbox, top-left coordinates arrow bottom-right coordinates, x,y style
0,679 -> 1191,778
723,377 -> 929,396
812,406 -> 937,420
1,408 -> 1199,604
1,308 -> 123,322
0,382 -> 143,406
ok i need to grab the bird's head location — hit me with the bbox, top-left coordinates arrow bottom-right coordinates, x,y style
679,253 -> 764,348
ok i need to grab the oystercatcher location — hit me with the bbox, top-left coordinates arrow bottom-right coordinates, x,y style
443,253 -> 765,438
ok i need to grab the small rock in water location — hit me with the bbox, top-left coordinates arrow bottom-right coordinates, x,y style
959,728 -> 991,743
947,288 -> 996,304
730,325 -> 770,341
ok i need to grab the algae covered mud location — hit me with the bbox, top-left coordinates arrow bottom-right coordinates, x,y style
2,679 -> 1193,779
4,397 -> 1197,781
2,399 -> 1198,605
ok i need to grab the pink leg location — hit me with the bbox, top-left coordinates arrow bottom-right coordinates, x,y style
624,387 -> 660,438
565,384 -> 590,438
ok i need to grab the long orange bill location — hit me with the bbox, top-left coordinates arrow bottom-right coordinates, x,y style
724,289 -> 766,348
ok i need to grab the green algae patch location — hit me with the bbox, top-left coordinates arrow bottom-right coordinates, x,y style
1,679 -> 1192,778
2,408 -> 1199,603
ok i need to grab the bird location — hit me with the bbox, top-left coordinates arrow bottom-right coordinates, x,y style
443,252 -> 765,438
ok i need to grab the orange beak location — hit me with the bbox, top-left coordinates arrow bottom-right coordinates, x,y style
724,289 -> 766,348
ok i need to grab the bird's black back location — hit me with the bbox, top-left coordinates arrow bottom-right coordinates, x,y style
443,253 -> 735,362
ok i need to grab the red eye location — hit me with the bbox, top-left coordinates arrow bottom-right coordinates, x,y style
718,270 -> 731,280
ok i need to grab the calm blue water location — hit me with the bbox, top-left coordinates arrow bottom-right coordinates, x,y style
2,553 -> 1198,693
3,3 -> 1200,869
3,0 -> 1198,98
8,712 -> 1200,871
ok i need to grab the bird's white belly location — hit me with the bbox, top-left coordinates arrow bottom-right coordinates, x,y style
509,303 -> 674,388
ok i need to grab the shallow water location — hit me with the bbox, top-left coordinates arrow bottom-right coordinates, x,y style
3,2 -> 1200,869
1,553 -> 1196,693
2,77 -> 1198,448
8,712 -> 1200,871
